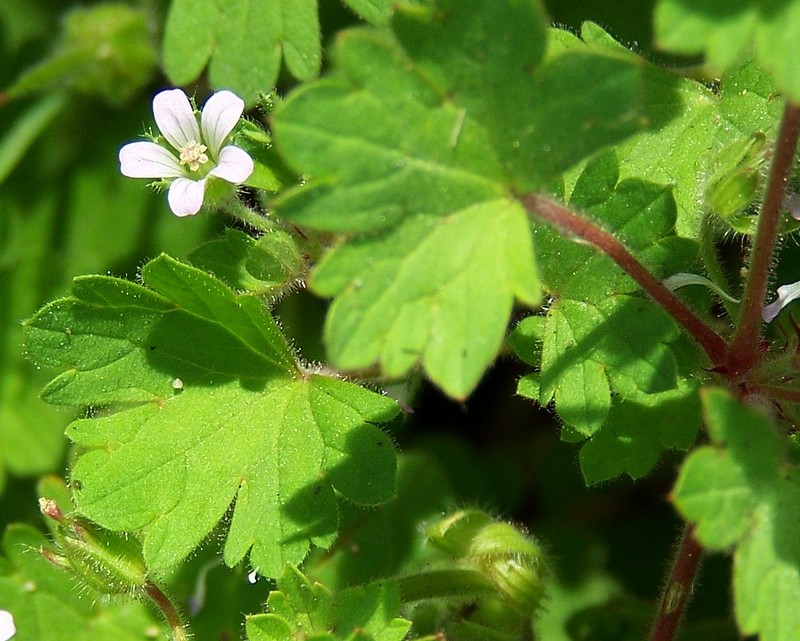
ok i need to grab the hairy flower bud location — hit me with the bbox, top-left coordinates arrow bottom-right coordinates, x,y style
425,509 -> 549,620
39,497 -> 148,596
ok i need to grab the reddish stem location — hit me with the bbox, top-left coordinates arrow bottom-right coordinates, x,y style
649,525 -> 704,641
521,193 -> 728,366
728,102 -> 800,376
144,582 -> 191,641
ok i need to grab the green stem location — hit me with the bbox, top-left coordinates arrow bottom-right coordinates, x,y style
521,193 -> 729,366
649,524 -> 703,641
727,101 -> 800,376
225,197 -> 273,233
144,581 -> 192,641
397,568 -> 496,603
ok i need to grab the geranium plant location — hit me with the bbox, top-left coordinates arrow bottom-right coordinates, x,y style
2,1 -> 800,640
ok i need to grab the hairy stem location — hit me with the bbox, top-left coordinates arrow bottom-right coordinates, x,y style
145,581 -> 192,641
728,101 -> 800,376
521,194 -> 728,366
226,197 -> 273,233
649,525 -> 703,641
397,568 -> 496,603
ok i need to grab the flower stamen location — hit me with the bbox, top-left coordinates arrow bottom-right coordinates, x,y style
179,141 -> 209,172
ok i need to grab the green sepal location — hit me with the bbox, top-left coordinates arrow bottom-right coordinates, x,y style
705,133 -> 766,235
188,228 -> 306,297
234,120 -> 298,192
0,524 -> 158,641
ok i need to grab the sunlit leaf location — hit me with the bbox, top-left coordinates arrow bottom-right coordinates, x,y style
246,565 -> 411,641
674,388 -> 800,641
163,0 -> 320,103
274,1 -> 659,397
24,255 -> 399,575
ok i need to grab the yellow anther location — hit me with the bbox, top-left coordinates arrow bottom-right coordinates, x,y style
178,141 -> 209,171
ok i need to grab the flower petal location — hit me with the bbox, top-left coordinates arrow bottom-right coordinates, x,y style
201,90 -> 245,157
762,280 -> 800,322
153,89 -> 200,151
788,192 -> 800,220
168,177 -> 206,217
209,146 -> 254,183
0,609 -> 15,641
119,141 -> 183,178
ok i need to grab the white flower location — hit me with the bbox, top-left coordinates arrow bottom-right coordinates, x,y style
119,89 -> 254,217
0,610 -> 15,641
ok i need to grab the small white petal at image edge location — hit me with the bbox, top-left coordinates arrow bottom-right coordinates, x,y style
0,610 -> 15,641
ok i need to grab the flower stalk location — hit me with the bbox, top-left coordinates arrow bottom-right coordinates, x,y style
225,197 -> 273,233
649,525 -> 703,641
727,101 -> 800,376
145,582 -> 192,641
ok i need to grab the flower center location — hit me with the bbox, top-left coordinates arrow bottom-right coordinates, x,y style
178,140 -> 209,172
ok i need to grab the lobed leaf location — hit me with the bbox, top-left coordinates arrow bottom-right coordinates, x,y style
274,1 -> 660,398
513,152 -> 703,481
163,0 -> 321,103
674,388 -> 800,641
558,23 -> 780,238
655,0 -> 800,101
311,199 -> 538,399
578,379 -> 701,483
24,255 -> 399,575
246,565 -> 411,641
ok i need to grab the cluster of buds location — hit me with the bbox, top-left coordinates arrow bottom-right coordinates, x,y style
38,498 -> 150,598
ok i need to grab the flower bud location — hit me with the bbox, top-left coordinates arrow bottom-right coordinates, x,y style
705,133 -> 766,235
39,497 -> 148,597
426,509 -> 549,617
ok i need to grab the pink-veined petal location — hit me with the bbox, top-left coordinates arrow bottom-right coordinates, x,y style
119,142 -> 183,178
168,177 -> 206,217
201,90 -> 245,157
208,146 -> 254,183
153,89 -> 200,151
763,281 -> 800,322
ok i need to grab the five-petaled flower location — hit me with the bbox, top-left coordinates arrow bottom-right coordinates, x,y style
119,88 -> 254,217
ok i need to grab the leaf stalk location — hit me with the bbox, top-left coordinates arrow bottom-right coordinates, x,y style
521,193 -> 729,366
